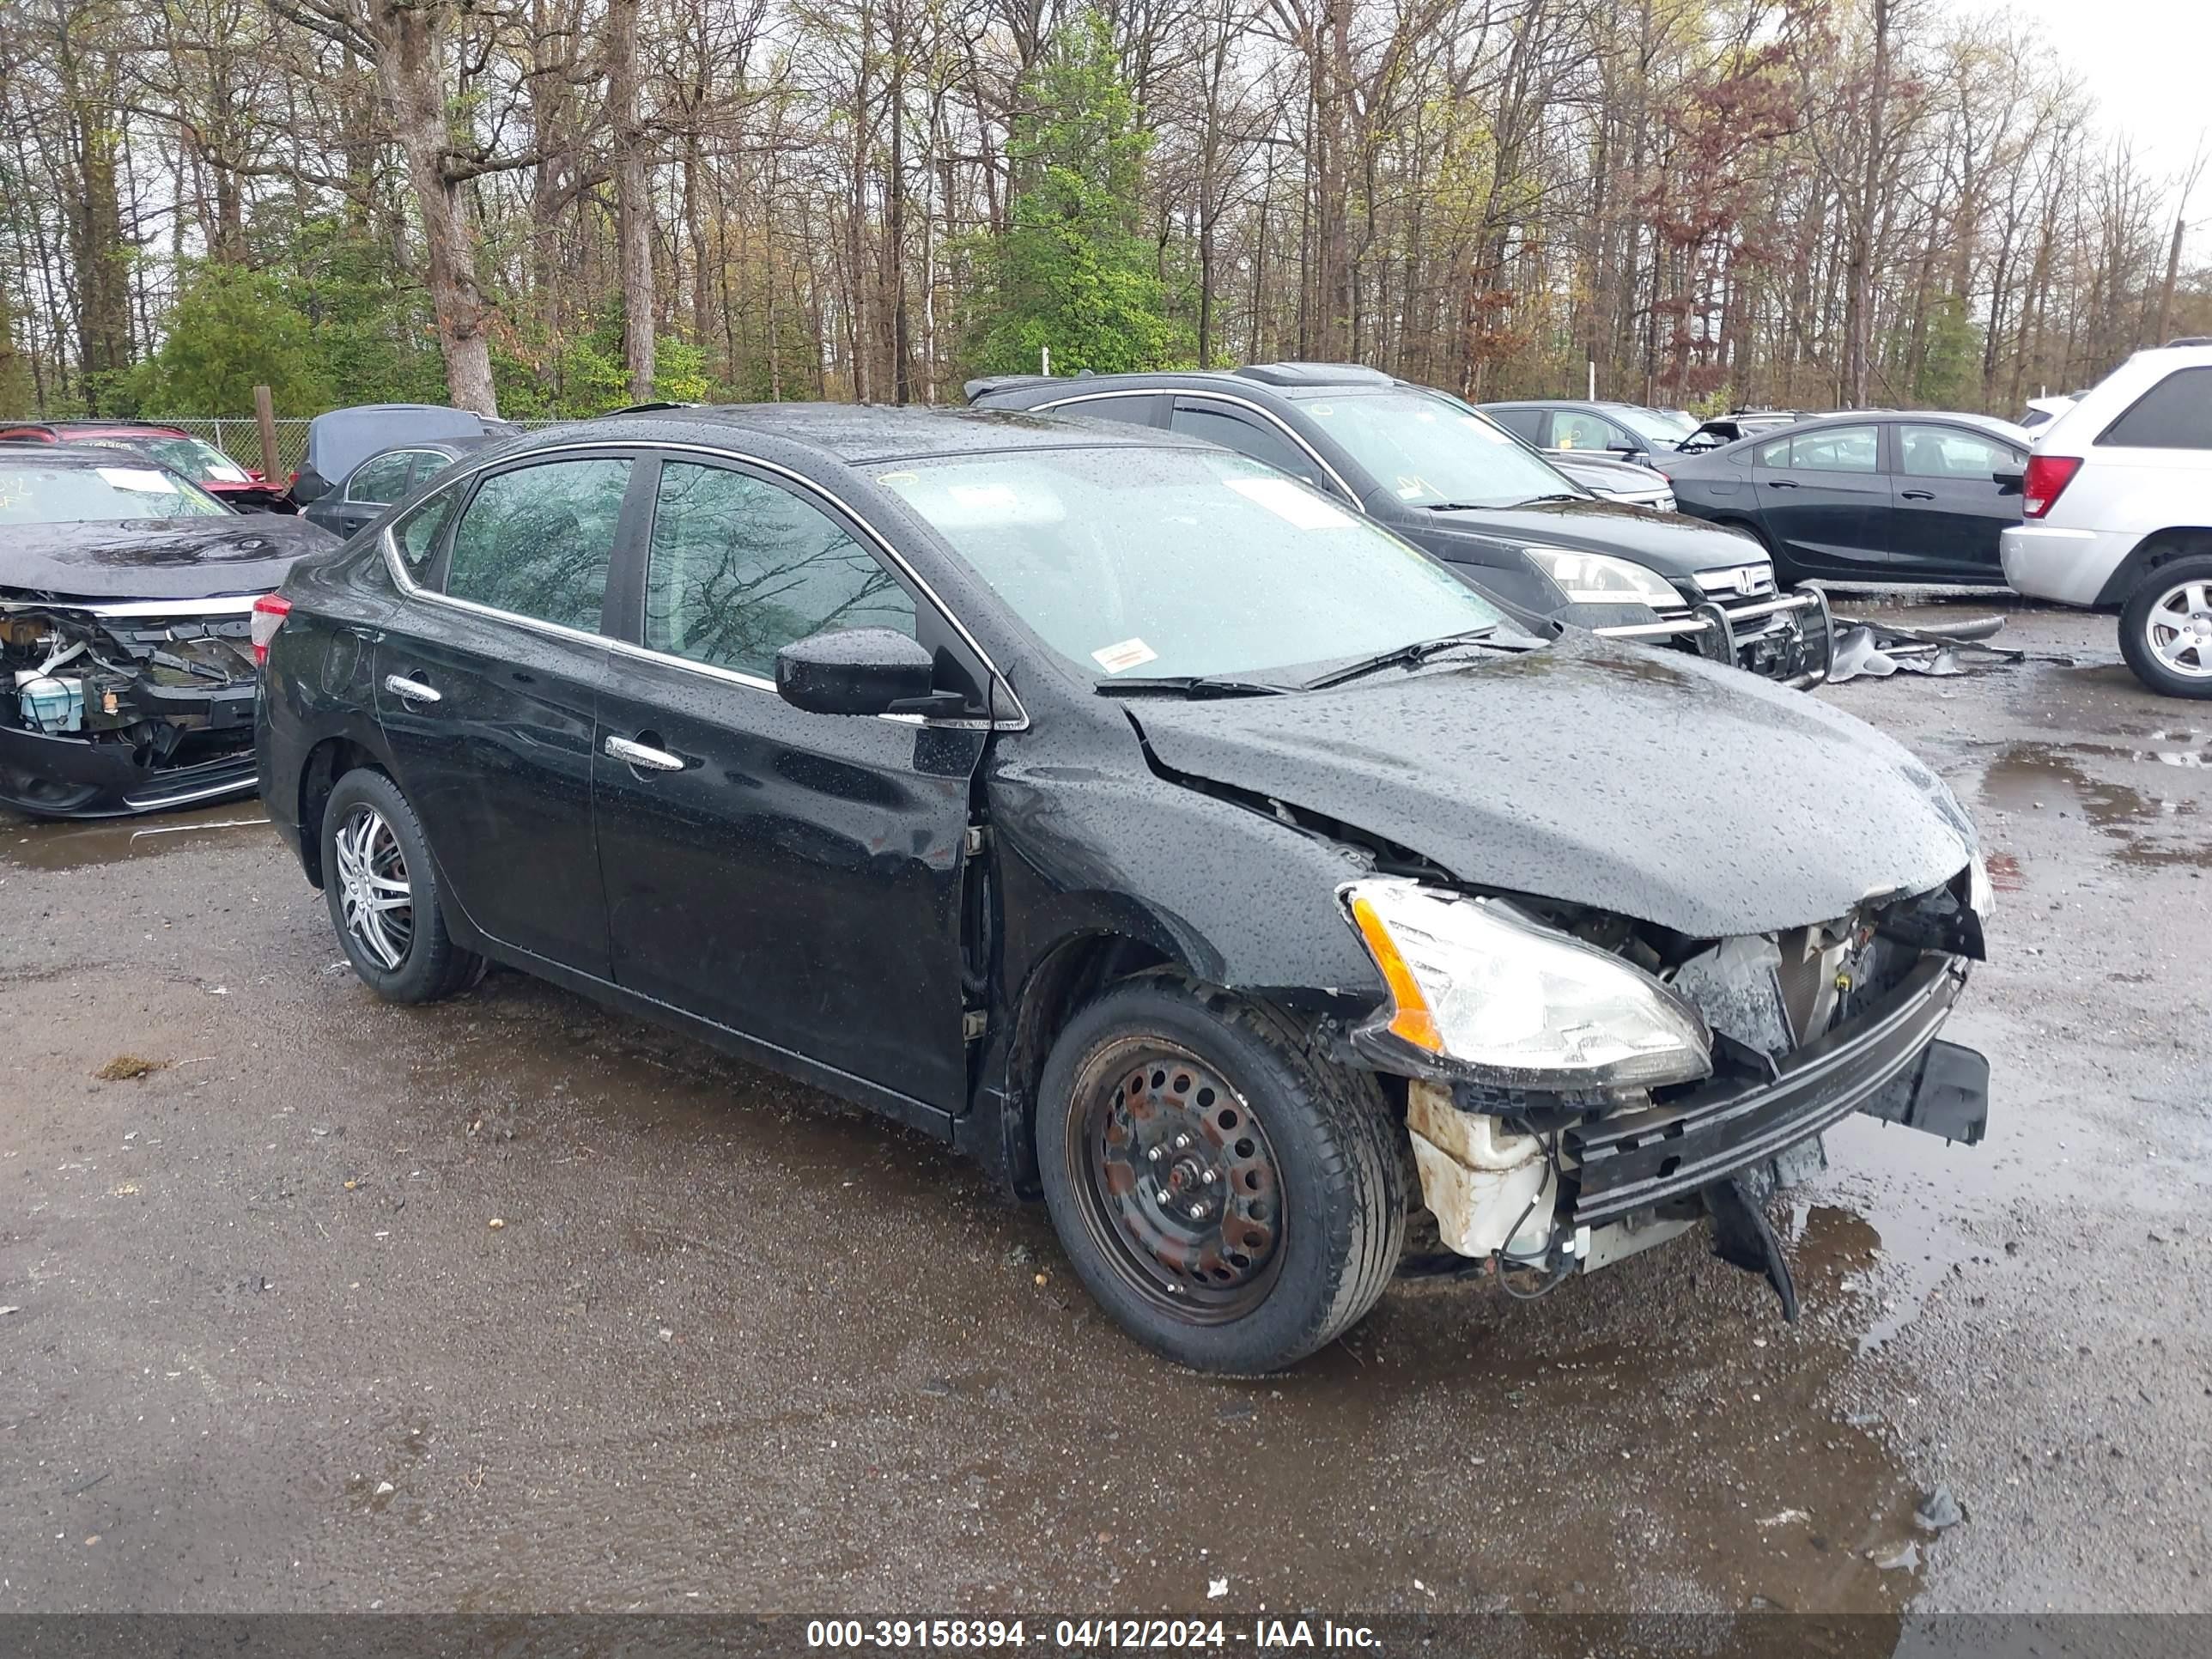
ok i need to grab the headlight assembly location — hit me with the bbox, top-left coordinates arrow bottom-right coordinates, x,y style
1343,880 -> 1713,1091
1522,545 -> 1680,608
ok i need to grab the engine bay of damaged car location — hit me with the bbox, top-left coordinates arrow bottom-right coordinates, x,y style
2,595 -> 257,768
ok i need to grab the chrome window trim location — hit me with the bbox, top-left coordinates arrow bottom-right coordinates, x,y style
1036,388 -> 1359,502
378,437 -> 1030,732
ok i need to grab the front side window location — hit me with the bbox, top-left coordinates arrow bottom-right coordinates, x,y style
0,458 -> 228,524
347,453 -> 414,504
444,458 -> 629,631
1785,426 -> 1878,473
1169,403 -> 1325,487
2100,367 -> 2212,449
645,461 -> 915,679
1551,410 -> 1618,452
1614,407 -> 1698,446
1898,425 -> 2019,480
1295,389 -> 1579,507
877,447 -> 1506,684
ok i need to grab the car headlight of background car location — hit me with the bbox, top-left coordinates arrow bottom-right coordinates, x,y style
1343,880 -> 1713,1091
1522,545 -> 1680,608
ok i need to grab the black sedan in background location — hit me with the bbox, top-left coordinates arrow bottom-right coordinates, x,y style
257,406 -> 1991,1374
968,363 -> 1831,684
0,447 -> 334,816
1662,412 -> 2029,585
304,438 -> 493,540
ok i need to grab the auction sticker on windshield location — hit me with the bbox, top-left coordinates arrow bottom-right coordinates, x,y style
96,468 -> 180,494
1091,637 -> 1159,674
1224,475 -> 1352,530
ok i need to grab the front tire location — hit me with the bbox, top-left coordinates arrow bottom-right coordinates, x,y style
320,769 -> 483,1004
1035,975 -> 1407,1373
2118,557 -> 2212,699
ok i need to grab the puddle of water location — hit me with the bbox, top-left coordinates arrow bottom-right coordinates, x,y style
0,802 -> 273,872
1977,742 -> 2209,869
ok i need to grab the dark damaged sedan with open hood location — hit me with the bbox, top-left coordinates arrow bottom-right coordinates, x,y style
256,407 -> 1991,1373
2,447 -> 335,817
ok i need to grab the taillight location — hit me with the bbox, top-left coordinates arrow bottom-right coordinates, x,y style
2022,454 -> 2081,519
286,470 -> 300,489
251,592 -> 291,665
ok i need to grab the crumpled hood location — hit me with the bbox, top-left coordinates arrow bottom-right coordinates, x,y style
1419,498 -> 1763,579
1126,634 -> 1977,938
0,515 -> 337,601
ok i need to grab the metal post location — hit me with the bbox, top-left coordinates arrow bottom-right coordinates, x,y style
1042,346 -> 1051,376
1588,360 -> 1596,400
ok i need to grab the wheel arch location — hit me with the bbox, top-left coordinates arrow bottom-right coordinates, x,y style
2094,527 -> 2212,607
295,735 -> 388,888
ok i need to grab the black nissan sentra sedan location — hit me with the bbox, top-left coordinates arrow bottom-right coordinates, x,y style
256,407 -> 1992,1373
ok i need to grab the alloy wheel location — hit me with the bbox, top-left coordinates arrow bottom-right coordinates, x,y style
1068,1037 -> 1285,1323
2145,579 -> 2212,679
334,802 -> 414,970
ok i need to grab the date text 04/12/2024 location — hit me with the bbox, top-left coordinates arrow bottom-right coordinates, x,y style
805,1620 -> 1382,1650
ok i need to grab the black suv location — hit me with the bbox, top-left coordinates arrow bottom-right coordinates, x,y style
967,364 -> 1832,686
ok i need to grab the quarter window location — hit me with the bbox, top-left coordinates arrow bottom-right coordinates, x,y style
2100,367 -> 2212,450
1169,402 -> 1325,487
1486,408 -> 1547,444
1898,425 -> 2019,480
644,461 -> 915,680
346,452 -> 414,505
1048,394 -> 1158,426
389,482 -> 463,580
444,458 -> 629,631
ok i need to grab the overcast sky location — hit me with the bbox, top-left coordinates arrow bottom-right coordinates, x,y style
1995,0 -> 2210,253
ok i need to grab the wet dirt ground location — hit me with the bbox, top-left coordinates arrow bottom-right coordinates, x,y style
1,599 -> 2206,1620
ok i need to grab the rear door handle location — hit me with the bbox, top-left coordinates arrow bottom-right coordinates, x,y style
383,673 -> 441,704
605,734 -> 686,773
1764,478 -> 1798,489
1899,489 -> 1936,501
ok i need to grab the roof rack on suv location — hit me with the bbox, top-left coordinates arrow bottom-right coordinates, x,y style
962,374 -> 1059,401
1234,362 -> 1395,387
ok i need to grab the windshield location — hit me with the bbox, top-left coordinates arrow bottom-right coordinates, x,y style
877,447 -> 1507,684
0,458 -> 229,525
1295,390 -> 1579,507
1614,407 -> 1698,446
78,434 -> 254,483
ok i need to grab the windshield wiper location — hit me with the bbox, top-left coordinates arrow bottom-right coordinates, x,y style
1509,492 -> 1588,506
1416,500 -> 1499,512
1094,675 -> 1290,699
1301,628 -> 1501,690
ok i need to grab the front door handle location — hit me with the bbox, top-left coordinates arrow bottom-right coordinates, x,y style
1764,478 -> 1799,489
383,673 -> 441,704
1899,489 -> 1936,501
605,734 -> 686,773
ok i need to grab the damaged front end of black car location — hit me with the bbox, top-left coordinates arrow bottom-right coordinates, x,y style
1,450 -> 335,817
1339,866 -> 1989,1317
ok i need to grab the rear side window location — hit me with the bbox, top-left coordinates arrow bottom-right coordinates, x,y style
347,453 -> 413,504
1169,401 -> 1326,487
2100,367 -> 2212,449
1487,408 -> 1547,444
1047,394 -> 1158,426
1898,425 -> 2020,480
445,458 -> 630,631
1773,425 -> 1878,473
644,460 -> 915,680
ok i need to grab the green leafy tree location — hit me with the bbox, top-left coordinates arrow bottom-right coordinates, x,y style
965,11 -> 1191,377
123,264 -> 332,415
0,286 -> 33,413
1912,293 -> 1984,409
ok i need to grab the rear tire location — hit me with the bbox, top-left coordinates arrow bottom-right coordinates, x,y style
320,769 -> 483,1004
1035,975 -> 1407,1373
2118,556 -> 2212,699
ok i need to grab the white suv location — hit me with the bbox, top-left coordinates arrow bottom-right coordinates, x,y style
2002,343 -> 2212,697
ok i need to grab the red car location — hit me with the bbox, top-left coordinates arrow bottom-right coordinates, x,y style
0,420 -> 295,512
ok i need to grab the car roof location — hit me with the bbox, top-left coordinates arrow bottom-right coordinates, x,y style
963,362 -> 1405,405
544,404 -> 1212,465
349,435 -> 487,469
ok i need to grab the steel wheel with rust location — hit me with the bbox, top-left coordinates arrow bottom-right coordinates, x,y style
1036,975 -> 1408,1373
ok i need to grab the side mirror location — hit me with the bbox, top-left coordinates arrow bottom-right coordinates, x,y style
775,628 -> 962,718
